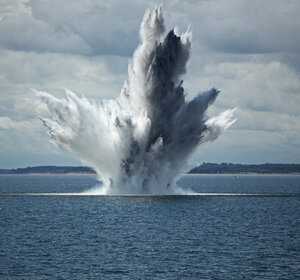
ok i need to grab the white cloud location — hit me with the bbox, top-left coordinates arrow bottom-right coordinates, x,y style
0,116 -> 31,130
181,0 -> 300,55
13,95 -> 48,118
0,117 -> 47,152
0,0 -> 31,20
0,0 -> 148,56
0,14 -> 92,54
235,109 -> 300,133
186,60 -> 300,115
0,49 -> 127,101
0,116 -> 81,168
192,128 -> 300,164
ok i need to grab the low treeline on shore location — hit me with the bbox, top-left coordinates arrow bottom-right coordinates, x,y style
0,166 -> 96,174
188,163 -> 300,174
1,163 -> 300,175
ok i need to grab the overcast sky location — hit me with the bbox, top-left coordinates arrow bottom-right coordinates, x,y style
0,0 -> 300,168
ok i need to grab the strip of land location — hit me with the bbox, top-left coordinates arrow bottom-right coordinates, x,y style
0,163 -> 300,175
0,166 -> 96,174
188,163 -> 300,174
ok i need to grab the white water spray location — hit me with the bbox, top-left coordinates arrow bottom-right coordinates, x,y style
35,6 -> 236,194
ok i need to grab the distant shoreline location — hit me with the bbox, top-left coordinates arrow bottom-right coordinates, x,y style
0,173 -> 95,175
184,173 -> 300,176
1,163 -> 300,175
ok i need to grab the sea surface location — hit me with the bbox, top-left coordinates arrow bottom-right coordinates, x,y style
0,174 -> 299,279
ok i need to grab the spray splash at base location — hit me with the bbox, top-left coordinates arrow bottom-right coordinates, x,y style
35,7 -> 236,194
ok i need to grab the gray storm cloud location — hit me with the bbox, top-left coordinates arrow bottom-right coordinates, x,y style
35,6 -> 235,194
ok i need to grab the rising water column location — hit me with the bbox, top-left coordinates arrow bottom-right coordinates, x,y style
35,7 -> 236,194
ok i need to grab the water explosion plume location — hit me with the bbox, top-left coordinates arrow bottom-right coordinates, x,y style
35,7 -> 236,194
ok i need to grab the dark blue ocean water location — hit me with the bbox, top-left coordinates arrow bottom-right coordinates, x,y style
0,174 -> 299,279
